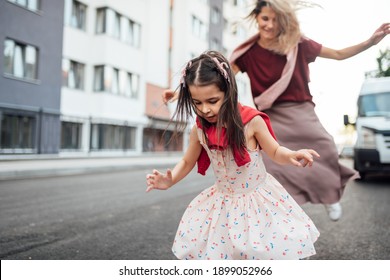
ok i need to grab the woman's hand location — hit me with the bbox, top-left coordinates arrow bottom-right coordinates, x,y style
289,149 -> 320,167
320,23 -> 390,60
146,169 -> 173,192
162,89 -> 178,104
368,23 -> 390,46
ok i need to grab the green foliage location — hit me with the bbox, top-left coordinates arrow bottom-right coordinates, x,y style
376,48 -> 390,77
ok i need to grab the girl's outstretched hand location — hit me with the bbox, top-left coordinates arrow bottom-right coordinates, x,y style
369,23 -> 390,46
146,169 -> 173,192
289,149 -> 320,167
162,89 -> 178,104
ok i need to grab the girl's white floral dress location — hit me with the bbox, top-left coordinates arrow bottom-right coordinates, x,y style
172,126 -> 320,260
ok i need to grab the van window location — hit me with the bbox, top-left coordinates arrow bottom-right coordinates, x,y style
358,92 -> 390,117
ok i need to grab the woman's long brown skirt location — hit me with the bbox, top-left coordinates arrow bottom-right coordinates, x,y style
263,101 -> 359,205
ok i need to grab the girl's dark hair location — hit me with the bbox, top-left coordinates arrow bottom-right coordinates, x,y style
173,50 -> 246,156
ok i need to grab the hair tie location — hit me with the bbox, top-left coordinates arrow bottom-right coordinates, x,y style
180,61 -> 192,87
211,57 -> 230,83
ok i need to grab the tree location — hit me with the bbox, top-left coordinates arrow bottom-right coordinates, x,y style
376,48 -> 390,77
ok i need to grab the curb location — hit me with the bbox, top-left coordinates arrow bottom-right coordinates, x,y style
0,157 -> 182,181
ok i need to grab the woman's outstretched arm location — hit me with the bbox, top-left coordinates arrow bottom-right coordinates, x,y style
319,23 -> 390,60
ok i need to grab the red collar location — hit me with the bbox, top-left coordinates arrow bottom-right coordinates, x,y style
196,104 -> 276,175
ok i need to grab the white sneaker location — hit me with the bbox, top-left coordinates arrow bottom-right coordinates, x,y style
325,202 -> 342,221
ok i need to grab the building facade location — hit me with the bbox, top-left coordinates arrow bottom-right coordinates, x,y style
0,0 -> 64,155
61,0 -> 158,156
0,0 -> 253,158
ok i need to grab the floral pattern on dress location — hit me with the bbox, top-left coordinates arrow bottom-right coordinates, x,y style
172,128 -> 319,260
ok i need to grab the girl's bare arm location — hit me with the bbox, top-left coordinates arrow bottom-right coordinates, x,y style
251,116 -> 319,167
146,126 -> 202,192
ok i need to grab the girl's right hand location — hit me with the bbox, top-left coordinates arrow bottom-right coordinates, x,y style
146,169 -> 173,192
289,149 -> 320,167
162,89 -> 178,104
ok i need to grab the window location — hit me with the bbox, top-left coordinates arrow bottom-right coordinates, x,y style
96,8 -> 106,33
128,20 -> 141,48
95,65 -> 138,97
0,113 -> 35,150
124,126 -> 136,150
111,68 -> 119,95
61,121 -> 82,149
3,38 -> 38,80
107,9 -> 121,38
90,124 -> 136,150
7,0 -> 40,12
120,72 -> 139,98
96,7 -> 141,47
62,59 -> 85,89
191,15 -> 207,40
94,65 -> 105,91
96,8 -> 120,38
358,92 -> 390,117
99,66 -> 120,94
95,66 -> 120,94
129,73 -> 139,98
211,7 -> 221,24
64,0 -> 87,30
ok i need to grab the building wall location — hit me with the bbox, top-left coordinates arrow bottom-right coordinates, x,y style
61,0 -> 156,155
171,0 -> 209,84
0,0 -> 64,154
0,0 -> 253,157
223,0 -> 254,107
209,0 -> 224,52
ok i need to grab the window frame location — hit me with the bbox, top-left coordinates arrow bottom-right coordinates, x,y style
60,121 -> 82,150
0,111 -> 37,152
62,58 -> 85,90
3,38 -> 39,81
64,0 -> 87,31
95,7 -> 141,48
90,123 -> 136,150
7,0 -> 41,13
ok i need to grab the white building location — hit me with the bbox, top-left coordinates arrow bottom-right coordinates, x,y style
60,0 -> 253,157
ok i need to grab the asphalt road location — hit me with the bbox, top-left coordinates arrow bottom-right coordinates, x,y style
0,159 -> 389,260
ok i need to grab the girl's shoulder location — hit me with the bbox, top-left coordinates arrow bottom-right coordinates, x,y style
190,124 -> 201,137
244,116 -> 266,139
247,115 -> 266,130
244,112 -> 277,141
191,124 -> 206,144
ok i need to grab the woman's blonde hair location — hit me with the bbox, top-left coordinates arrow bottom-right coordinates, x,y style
248,0 -> 316,54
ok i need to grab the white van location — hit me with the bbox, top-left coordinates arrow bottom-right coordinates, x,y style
344,77 -> 390,179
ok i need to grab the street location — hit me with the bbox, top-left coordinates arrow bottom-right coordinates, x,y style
0,159 -> 389,260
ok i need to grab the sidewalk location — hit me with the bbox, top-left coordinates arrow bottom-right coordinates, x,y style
0,153 -> 183,181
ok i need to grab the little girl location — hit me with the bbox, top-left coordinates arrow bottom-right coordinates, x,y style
146,51 -> 320,260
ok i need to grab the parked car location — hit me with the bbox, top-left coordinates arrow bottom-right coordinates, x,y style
344,77 -> 390,180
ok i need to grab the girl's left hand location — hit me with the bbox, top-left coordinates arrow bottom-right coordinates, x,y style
290,149 -> 320,167
146,169 -> 173,192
